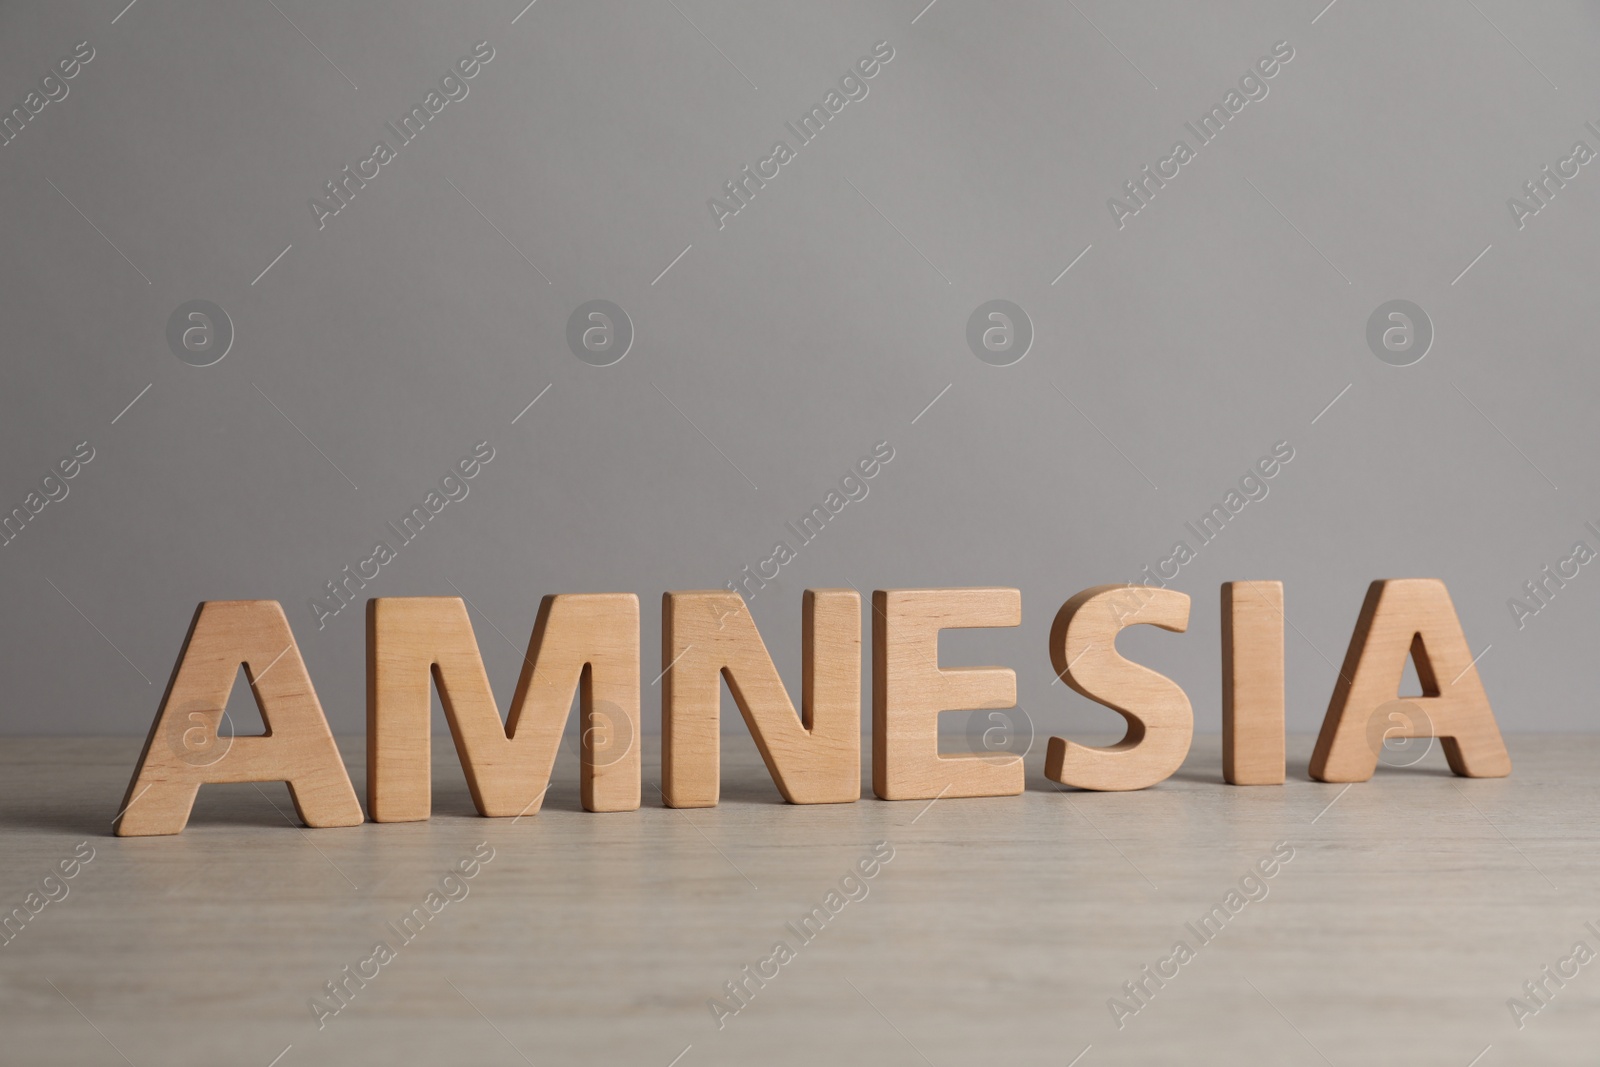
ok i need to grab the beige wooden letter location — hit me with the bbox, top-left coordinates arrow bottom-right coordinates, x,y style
1310,579 -> 1509,782
1044,584 -> 1192,791
872,587 -> 1022,801
661,589 -> 859,808
1221,580 -> 1285,785
367,594 -> 640,821
116,600 -> 362,837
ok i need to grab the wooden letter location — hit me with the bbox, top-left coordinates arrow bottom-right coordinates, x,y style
1044,585 -> 1192,791
116,601 -> 362,837
872,587 -> 1022,801
1221,580 -> 1285,785
1310,579 -> 1509,781
367,594 -> 640,821
661,589 -> 859,807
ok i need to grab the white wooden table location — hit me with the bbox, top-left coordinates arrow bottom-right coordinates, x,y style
0,734 -> 1591,1066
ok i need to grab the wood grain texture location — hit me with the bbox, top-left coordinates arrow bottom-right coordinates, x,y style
367,594 -> 640,821
660,589 -> 859,808
115,600 -> 362,837
872,587 -> 1023,800
14,734 -> 1585,1066
1310,578 -> 1510,782
1044,584 -> 1192,792
1221,580 -> 1286,785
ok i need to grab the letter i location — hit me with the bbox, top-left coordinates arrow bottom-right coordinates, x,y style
1220,581 -> 1285,785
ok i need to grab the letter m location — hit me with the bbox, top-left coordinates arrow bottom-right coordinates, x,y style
1196,504 -> 1229,539
798,506 -> 830,539
399,105 -> 429,138
798,105 -> 829,138
367,595 -> 641,820
2,507 -> 29,539
2,108 -> 28,139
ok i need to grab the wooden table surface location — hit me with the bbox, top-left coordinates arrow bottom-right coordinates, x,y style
0,734 -> 1592,1066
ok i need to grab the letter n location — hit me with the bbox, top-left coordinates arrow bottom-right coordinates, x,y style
116,601 -> 362,836
1309,579 -> 1509,781
367,594 -> 640,820
661,590 -> 859,807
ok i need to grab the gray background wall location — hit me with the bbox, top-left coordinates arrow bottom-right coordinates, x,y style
2,0 -> 1596,739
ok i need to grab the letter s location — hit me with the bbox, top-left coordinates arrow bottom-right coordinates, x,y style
1044,586 -> 1192,791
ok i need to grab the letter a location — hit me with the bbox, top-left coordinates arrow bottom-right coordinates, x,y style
116,601 -> 362,836
1507,197 -> 1538,230
1310,579 -> 1509,781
